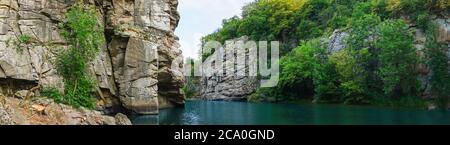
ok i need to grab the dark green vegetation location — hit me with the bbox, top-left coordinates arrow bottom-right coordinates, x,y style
40,87 -> 64,103
43,4 -> 104,109
201,0 -> 449,109
8,34 -> 32,54
182,58 -> 199,99
425,22 -> 450,109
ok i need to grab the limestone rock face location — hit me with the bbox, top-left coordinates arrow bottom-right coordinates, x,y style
0,0 -> 67,95
0,0 -> 184,115
104,0 -> 183,114
328,30 -> 348,53
200,37 -> 259,101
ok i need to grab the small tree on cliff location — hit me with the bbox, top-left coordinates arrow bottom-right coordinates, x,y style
54,4 -> 104,109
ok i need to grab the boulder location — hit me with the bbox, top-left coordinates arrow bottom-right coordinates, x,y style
115,113 -> 132,125
0,104 -> 15,125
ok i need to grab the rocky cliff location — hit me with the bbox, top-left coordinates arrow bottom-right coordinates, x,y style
0,0 -> 184,115
200,37 -> 259,101
199,17 -> 450,100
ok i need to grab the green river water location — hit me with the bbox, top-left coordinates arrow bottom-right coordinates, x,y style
131,100 -> 450,125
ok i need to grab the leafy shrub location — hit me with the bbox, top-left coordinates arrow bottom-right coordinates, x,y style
425,22 -> 450,109
18,35 -> 31,44
279,40 -> 318,88
54,4 -> 104,109
313,58 -> 341,103
182,77 -> 197,99
386,0 -> 448,17
10,34 -> 33,54
329,49 -> 368,104
376,19 -> 418,98
40,87 -> 63,103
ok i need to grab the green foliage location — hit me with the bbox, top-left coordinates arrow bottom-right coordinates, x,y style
313,54 -> 341,103
10,34 -> 33,54
248,87 -> 283,103
376,19 -> 418,98
18,35 -> 32,44
54,4 -> 104,109
340,11 -> 383,104
279,40 -> 317,88
40,87 -> 63,103
387,0 -> 449,15
182,58 -> 198,99
203,0 -> 447,109
182,79 -> 197,99
329,49 -> 368,104
416,12 -> 430,29
279,39 -> 324,100
201,0 -> 350,59
250,39 -> 323,102
372,96 -> 428,109
425,22 -> 450,109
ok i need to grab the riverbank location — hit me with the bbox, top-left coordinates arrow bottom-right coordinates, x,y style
0,93 -> 131,125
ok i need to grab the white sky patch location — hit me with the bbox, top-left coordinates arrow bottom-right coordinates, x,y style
175,0 -> 254,59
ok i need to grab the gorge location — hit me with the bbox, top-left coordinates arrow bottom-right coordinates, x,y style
1,0 -> 450,125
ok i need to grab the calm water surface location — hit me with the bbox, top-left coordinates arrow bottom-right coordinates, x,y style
131,100 -> 450,125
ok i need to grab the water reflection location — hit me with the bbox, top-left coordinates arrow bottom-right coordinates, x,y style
132,100 -> 450,125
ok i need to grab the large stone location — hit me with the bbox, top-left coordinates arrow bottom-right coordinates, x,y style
115,113 -> 132,125
106,0 -> 184,114
0,103 -> 15,125
116,37 -> 159,114
328,29 -> 348,53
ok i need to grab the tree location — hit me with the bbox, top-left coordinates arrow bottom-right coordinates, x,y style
376,19 -> 418,98
425,22 -> 450,109
329,48 -> 368,104
55,4 -> 104,109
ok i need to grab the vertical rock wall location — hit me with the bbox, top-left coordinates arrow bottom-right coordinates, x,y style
0,0 -> 184,115
200,37 -> 259,101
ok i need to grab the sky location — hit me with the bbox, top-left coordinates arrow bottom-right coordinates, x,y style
175,0 -> 254,59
